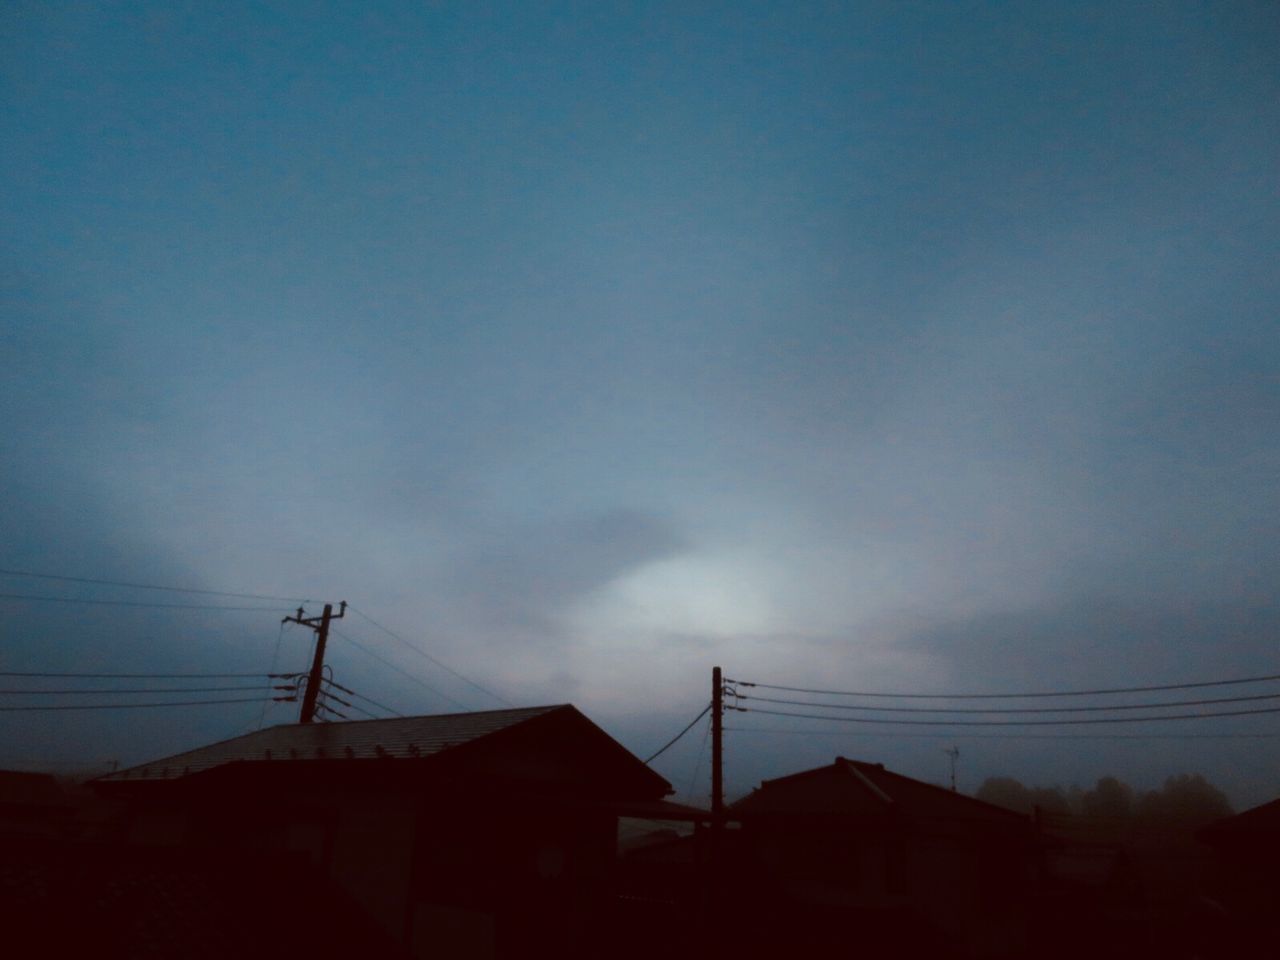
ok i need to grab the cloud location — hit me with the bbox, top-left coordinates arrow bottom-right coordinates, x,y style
894,584 -> 1280,695
435,507 -> 687,640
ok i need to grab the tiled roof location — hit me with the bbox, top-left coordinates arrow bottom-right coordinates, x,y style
100,705 -> 564,783
732,756 -> 1029,826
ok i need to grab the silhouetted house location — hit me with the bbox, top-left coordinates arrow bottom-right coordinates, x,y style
0,770 -> 70,837
727,756 -> 1037,958
612,820 -> 706,958
1197,797 -> 1280,948
0,832 -> 409,958
91,705 -> 679,959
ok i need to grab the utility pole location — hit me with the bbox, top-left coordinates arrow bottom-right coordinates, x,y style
703,665 -> 726,945
284,601 -> 346,724
711,665 -> 723,823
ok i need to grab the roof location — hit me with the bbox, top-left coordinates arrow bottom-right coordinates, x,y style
100,706 -> 561,783
1198,796 -> 1280,848
731,756 -> 1030,828
95,704 -> 674,801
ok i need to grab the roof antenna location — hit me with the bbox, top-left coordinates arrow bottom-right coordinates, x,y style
943,745 -> 960,792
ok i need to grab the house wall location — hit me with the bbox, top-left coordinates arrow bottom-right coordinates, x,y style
407,800 -> 617,960
746,820 -> 893,904
736,815 -> 1032,957
904,824 -> 1031,957
104,779 -> 627,959
326,793 -> 418,944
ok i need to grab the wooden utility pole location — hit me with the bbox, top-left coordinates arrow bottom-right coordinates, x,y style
284,601 -> 346,724
711,665 -> 723,822
705,665 -> 727,942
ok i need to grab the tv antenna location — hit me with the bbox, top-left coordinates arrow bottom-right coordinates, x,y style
943,745 -> 960,791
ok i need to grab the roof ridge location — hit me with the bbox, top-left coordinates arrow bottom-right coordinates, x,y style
97,704 -> 572,783
840,758 -> 894,804
265,703 -> 564,731
845,758 -> 1030,819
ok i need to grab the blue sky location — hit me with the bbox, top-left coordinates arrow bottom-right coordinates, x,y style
3,1 -> 1279,805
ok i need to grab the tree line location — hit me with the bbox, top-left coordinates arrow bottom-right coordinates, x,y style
976,773 -> 1232,826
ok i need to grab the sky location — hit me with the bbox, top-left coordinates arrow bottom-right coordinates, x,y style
3,1 -> 1279,808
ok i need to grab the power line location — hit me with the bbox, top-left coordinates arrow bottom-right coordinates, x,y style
0,593 -> 288,612
0,671 -> 295,679
333,699 -> 381,721
313,696 -> 349,721
0,685 -> 285,695
330,628 -> 467,710
645,703 -> 713,764
738,705 -> 1280,726
0,696 -> 281,712
324,678 -> 403,717
318,686 -> 353,709
0,567 -> 320,603
684,714 -> 713,805
259,620 -> 289,730
725,726 -> 1280,741
347,606 -> 513,707
727,672 -> 1280,700
738,691 -> 1280,715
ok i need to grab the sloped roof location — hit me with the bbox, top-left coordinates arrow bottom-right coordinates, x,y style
1198,796 -> 1280,847
732,756 -> 1029,827
100,705 -> 563,783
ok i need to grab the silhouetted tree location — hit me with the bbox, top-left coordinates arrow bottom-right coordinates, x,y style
1136,774 -> 1232,825
976,777 -> 1069,816
978,772 -> 1233,831
1027,786 -> 1071,816
976,777 -> 1033,813
1083,776 -> 1134,820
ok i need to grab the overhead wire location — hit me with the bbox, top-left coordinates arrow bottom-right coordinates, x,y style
0,696 -> 279,712
317,686 -> 353,709
259,620 -> 289,730
644,703 -> 712,764
0,685 -> 286,695
737,691 -> 1280,714
0,592 -> 288,612
0,670 -> 295,679
738,705 -> 1280,726
314,696 -> 349,721
0,567 -> 320,603
347,606 -> 514,707
324,678 -> 403,717
727,671 -> 1280,700
330,628 -> 467,710
726,726 -> 1280,741
334,699 -> 381,721
686,716 -> 716,803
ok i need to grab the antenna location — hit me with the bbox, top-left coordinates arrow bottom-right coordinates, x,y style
943,745 -> 960,791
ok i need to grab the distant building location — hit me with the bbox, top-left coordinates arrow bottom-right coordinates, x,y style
85,705 -> 697,959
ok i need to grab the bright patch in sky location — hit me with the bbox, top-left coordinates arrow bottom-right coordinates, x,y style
584,553 -> 777,639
